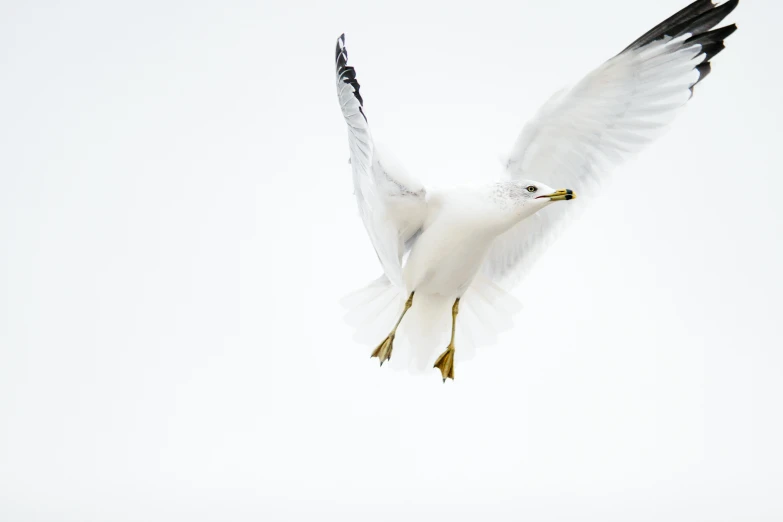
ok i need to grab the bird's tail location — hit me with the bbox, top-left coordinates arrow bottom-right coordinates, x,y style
340,275 -> 522,373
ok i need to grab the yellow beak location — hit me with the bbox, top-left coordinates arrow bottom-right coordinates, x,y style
537,189 -> 576,201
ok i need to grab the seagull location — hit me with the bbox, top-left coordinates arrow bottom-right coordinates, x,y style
335,0 -> 739,382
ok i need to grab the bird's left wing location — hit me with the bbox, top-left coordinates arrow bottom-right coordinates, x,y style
336,34 -> 427,287
483,0 -> 739,287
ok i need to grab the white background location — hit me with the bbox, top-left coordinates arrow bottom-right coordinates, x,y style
1,1 -> 781,520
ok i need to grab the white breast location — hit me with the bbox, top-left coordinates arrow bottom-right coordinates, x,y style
402,187 -> 502,297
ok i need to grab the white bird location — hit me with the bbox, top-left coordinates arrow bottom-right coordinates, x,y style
335,0 -> 739,381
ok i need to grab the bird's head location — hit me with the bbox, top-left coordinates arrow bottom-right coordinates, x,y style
491,180 -> 576,228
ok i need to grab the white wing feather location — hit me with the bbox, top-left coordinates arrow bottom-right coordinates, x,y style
335,35 -> 427,287
484,0 -> 738,287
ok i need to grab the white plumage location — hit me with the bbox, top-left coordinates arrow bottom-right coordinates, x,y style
335,0 -> 739,377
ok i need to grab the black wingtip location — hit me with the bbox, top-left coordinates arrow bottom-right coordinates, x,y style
334,34 -> 368,122
689,61 -> 711,97
623,0 -> 714,52
335,35 -> 347,65
623,0 -> 740,52
694,61 -> 712,87
620,0 -> 738,97
700,41 -> 726,61
666,0 -> 739,40
686,23 -> 738,46
722,0 -> 740,15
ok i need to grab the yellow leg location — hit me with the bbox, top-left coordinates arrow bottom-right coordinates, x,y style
433,298 -> 459,382
371,292 -> 414,366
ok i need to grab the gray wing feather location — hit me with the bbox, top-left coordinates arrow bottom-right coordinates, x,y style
484,1 -> 737,287
335,35 -> 427,286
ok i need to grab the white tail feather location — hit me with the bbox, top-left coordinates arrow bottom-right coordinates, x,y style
341,275 -> 522,374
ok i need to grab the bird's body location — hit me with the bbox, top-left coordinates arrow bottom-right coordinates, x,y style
403,186 -> 499,298
334,0 -> 740,380
404,182 -> 556,297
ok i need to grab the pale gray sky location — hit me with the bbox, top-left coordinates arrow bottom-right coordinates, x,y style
1,1 -> 781,521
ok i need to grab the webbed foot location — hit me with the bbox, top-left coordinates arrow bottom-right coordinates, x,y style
371,333 -> 394,366
433,346 -> 455,382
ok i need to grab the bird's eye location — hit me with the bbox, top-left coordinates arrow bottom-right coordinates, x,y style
526,186 -> 537,193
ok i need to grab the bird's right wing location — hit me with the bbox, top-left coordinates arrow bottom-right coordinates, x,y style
335,34 -> 427,287
483,0 -> 739,288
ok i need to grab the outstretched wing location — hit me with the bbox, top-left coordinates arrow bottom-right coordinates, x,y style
335,34 -> 427,287
483,0 -> 739,287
